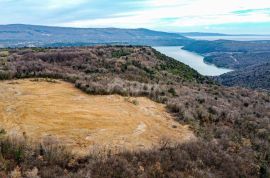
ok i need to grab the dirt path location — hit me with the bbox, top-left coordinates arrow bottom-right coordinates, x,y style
0,79 -> 195,155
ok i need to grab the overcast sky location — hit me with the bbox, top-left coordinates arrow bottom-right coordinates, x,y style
1,0 -> 270,34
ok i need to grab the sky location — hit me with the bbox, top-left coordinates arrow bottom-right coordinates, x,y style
1,0 -> 270,34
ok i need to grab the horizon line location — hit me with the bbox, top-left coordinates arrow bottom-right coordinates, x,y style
1,23 -> 270,36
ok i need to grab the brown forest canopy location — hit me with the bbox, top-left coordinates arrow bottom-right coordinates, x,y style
0,46 -> 269,178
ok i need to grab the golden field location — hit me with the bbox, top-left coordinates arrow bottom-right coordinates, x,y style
0,79 -> 194,155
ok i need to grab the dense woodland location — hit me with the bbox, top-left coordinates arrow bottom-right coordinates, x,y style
215,62 -> 270,90
183,40 -> 270,90
0,46 -> 269,178
184,40 -> 270,69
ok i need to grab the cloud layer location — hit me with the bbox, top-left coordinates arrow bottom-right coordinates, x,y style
1,0 -> 270,33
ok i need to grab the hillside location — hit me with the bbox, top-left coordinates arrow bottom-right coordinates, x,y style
0,24 -> 190,47
0,46 -> 205,86
183,40 -> 270,69
183,40 -> 270,90
215,62 -> 270,90
184,40 -> 270,53
0,46 -> 269,177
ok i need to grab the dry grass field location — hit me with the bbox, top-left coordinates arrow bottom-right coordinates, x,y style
0,79 -> 194,155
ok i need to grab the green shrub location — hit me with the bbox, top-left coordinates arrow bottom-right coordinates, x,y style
112,49 -> 130,58
168,87 -> 176,96
0,129 -> 6,135
132,99 -> 139,105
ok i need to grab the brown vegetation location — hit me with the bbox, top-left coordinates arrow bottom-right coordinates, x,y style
0,46 -> 269,177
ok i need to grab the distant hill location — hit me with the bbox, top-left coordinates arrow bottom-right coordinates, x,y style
184,40 -> 270,90
0,24 -> 191,47
184,40 -> 270,54
180,32 -> 268,37
184,40 -> 270,69
215,62 -> 270,90
180,32 -> 230,36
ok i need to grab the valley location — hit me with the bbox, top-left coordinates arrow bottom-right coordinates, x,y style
153,46 -> 232,76
1,24 -> 269,91
183,40 -> 270,90
1,0 -> 270,176
184,40 -> 270,69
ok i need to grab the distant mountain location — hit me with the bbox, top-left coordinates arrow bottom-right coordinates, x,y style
180,32 -> 230,36
180,32 -> 268,37
0,24 -> 191,47
215,62 -> 270,90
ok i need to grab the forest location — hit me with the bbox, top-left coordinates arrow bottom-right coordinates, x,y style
0,46 -> 269,178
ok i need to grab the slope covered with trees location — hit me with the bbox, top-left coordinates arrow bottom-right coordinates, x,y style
215,62 -> 270,90
0,46 -> 269,178
183,40 -> 270,90
184,40 -> 270,69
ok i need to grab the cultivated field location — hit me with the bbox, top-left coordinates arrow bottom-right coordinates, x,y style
0,79 -> 194,155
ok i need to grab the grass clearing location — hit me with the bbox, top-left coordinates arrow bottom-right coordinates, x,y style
0,79 -> 194,155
